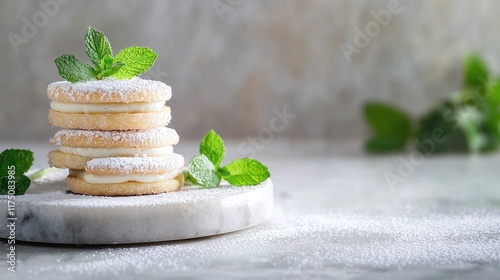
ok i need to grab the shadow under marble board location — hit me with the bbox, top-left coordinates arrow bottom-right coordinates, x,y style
0,170 -> 273,245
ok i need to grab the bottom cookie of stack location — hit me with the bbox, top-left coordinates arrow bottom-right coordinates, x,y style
67,172 -> 184,196
65,155 -> 184,196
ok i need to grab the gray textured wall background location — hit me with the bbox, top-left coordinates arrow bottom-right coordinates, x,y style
1,0 -> 499,141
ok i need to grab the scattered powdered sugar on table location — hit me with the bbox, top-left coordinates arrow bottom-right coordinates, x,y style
15,209 -> 500,279
15,169 -> 500,275
5,155 -> 500,280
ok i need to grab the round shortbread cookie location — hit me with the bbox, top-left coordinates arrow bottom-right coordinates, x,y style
67,174 -> 184,196
50,127 -> 179,148
47,78 -> 171,103
49,106 -> 171,130
49,151 -> 184,174
48,150 -> 88,170
85,153 -> 184,175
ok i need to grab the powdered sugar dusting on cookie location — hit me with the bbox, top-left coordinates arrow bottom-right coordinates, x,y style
48,77 -> 172,103
50,127 -> 179,148
86,153 -> 184,174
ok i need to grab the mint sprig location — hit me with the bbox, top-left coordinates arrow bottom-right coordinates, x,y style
364,53 -> 500,154
54,26 -> 157,83
0,149 -> 56,195
187,130 -> 271,188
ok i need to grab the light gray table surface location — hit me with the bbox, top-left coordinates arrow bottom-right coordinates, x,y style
1,140 -> 500,280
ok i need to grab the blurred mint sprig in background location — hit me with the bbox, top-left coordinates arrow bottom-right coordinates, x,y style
364,54 -> 500,154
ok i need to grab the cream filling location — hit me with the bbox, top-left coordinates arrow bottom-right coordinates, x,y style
58,146 -> 173,157
72,169 -> 182,184
50,100 -> 166,113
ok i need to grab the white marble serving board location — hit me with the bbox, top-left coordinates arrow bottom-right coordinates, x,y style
0,170 -> 273,245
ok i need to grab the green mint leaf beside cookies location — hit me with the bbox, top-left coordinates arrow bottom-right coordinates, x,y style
187,154 -> 221,188
85,26 -> 113,69
54,26 -> 158,83
0,149 -> 34,176
187,130 -> 271,188
111,47 -> 158,79
220,158 -> 270,186
54,54 -> 96,83
200,129 -> 225,168
0,149 -> 35,195
0,175 -> 31,196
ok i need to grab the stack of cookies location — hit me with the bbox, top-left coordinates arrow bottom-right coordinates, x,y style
47,78 -> 184,196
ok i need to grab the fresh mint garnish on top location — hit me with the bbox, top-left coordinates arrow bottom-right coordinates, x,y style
55,26 -> 158,83
187,130 -> 271,188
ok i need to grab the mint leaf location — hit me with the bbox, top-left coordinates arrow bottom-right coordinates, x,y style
100,54 -> 114,70
486,82 -> 500,141
97,54 -> 124,79
85,26 -> 112,68
111,47 -> 158,79
200,130 -> 225,168
55,55 -> 95,83
187,155 -> 221,188
188,130 -> 272,188
0,149 -> 34,177
183,171 -> 197,184
455,107 -> 487,153
415,101 -> 467,154
0,149 -> 34,195
365,137 -> 407,153
464,54 -> 489,90
363,102 -> 412,153
364,102 -> 411,137
220,158 -> 270,186
100,63 -> 124,78
0,175 -> 31,195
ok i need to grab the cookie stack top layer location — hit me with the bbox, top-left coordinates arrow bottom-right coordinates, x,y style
47,78 -> 173,131
48,77 -> 171,103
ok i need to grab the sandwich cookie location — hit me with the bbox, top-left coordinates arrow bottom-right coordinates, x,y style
48,128 -> 180,170
48,78 -> 172,130
67,154 -> 185,196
